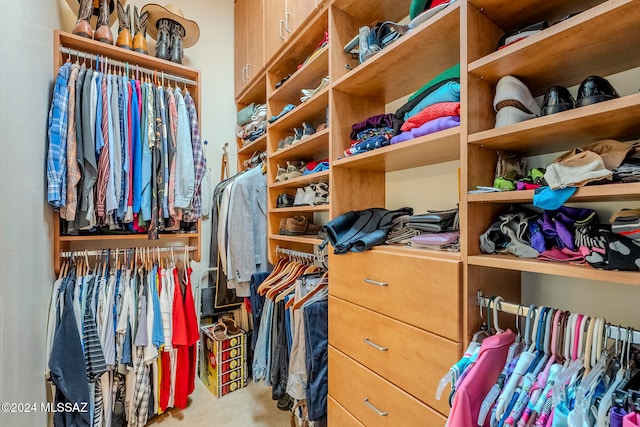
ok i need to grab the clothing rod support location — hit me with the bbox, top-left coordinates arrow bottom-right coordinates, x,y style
477,293 -> 640,345
61,245 -> 197,258
58,46 -> 197,86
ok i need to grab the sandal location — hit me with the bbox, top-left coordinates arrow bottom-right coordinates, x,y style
219,317 -> 240,335
210,323 -> 228,341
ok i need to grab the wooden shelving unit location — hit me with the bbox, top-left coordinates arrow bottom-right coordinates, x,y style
333,127 -> 460,172
269,170 -> 330,189
468,182 -> 640,203
268,127 -> 330,160
52,31 -> 202,273
468,254 -> 640,287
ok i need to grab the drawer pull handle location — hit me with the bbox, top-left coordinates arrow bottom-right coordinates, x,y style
364,398 -> 388,416
364,338 -> 388,352
364,278 -> 388,287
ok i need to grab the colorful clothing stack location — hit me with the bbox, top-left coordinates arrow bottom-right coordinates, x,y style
46,256 -> 199,427
343,113 -> 394,157
46,61 -> 206,238
236,103 -> 267,145
390,63 -> 461,143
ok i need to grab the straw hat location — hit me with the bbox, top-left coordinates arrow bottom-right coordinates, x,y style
141,3 -> 200,48
65,0 -> 124,27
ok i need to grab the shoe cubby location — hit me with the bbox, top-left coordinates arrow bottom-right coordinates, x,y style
236,72 -> 267,171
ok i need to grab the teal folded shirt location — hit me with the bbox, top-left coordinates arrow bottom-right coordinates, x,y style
408,63 -> 460,102
404,81 -> 461,120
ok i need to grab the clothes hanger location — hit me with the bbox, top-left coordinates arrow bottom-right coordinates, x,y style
257,258 -> 295,295
291,270 -> 328,310
265,263 -> 307,300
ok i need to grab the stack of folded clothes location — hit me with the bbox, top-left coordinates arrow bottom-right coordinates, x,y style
343,114 -> 394,157
385,207 -> 460,251
390,64 -> 461,144
236,103 -> 267,145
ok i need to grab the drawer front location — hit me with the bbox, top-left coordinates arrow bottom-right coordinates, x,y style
329,346 -> 447,427
329,250 -> 462,341
329,296 -> 459,415
328,396 -> 365,426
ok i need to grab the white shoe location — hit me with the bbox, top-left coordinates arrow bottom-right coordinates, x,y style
493,75 -> 541,116
495,106 -> 536,128
301,185 -> 316,206
293,188 -> 306,206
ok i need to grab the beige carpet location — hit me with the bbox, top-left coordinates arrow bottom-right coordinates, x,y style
147,379 -> 291,426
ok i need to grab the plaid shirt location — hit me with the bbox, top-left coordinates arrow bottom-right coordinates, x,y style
47,62 -> 72,208
60,63 -> 81,221
182,91 -> 206,222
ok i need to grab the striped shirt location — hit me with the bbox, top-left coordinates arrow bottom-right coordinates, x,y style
47,62 -> 72,207
60,63 -> 82,221
183,91 -> 206,222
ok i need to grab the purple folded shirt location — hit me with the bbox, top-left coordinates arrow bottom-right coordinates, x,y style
350,113 -> 394,140
390,115 -> 460,144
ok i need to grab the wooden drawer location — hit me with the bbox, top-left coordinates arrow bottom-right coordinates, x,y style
328,249 -> 462,341
328,396 -> 365,426
329,346 -> 447,427
329,296 -> 459,415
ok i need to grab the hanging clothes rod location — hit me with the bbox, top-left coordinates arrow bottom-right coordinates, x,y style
477,292 -> 640,345
61,245 -> 197,258
276,246 -> 323,261
58,46 -> 197,86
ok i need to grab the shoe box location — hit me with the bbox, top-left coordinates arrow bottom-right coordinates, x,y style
199,326 -> 248,398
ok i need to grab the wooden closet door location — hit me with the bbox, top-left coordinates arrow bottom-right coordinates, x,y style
245,0 -> 265,82
234,0 -> 248,96
264,0 -> 287,63
285,0 -> 317,38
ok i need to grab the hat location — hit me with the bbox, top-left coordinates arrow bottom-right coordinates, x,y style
65,0 -> 124,27
141,3 -> 200,48
410,0 -> 451,20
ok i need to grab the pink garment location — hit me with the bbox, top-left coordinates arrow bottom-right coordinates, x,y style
624,412 -> 640,426
400,102 -> 461,132
448,330 -> 516,427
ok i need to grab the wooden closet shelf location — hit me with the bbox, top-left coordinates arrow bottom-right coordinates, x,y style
236,70 -> 267,106
467,0 -> 601,32
238,133 -> 267,155
269,234 -> 323,245
468,0 -> 640,96
468,93 -> 640,155
58,233 -> 194,242
268,128 -> 330,161
331,0 -> 412,25
332,3 -> 460,103
269,170 -> 330,189
268,88 -> 329,132
372,244 -> 461,261
333,127 -> 460,172
468,254 -> 640,287
468,182 -> 640,204
269,47 -> 328,102
269,205 -> 330,213
268,7 -> 329,81
56,30 -> 199,81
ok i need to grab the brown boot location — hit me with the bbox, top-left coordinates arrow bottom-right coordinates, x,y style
169,21 -> 185,64
94,0 -> 114,44
116,2 -> 132,49
72,0 -> 94,39
132,6 -> 149,54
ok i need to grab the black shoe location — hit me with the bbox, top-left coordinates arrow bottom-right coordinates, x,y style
276,193 -> 295,208
575,76 -> 620,108
541,86 -> 575,116
277,395 -> 292,411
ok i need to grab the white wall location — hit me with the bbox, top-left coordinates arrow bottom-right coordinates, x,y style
0,1 -> 235,424
0,1 -> 61,425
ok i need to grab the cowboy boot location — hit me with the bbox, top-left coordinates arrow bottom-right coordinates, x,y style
72,0 -> 94,39
154,18 -> 171,60
116,1 -> 132,50
133,6 -> 149,54
94,0 -> 114,44
169,21 -> 185,64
